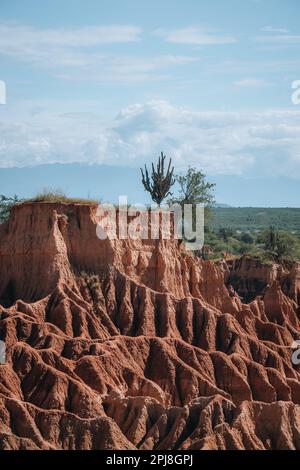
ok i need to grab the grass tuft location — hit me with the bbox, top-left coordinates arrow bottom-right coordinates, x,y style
20,188 -> 100,205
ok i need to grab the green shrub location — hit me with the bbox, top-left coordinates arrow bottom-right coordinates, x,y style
0,194 -> 20,223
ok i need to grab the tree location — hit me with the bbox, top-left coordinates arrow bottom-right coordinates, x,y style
167,167 -> 215,252
168,167 -> 215,207
140,152 -> 175,206
261,227 -> 300,261
240,232 -> 254,245
219,228 -> 234,242
276,231 -> 300,260
0,195 -> 19,224
264,226 -> 277,252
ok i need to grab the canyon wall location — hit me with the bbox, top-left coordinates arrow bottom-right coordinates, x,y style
0,202 -> 299,450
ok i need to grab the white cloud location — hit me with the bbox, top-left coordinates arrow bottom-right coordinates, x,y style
255,34 -> 300,44
0,22 -> 141,68
234,78 -> 269,87
0,22 -> 142,49
261,26 -> 289,34
1,100 -> 300,179
54,55 -> 198,83
154,27 -> 236,45
0,22 -> 199,83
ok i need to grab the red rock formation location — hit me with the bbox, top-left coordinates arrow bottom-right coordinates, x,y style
0,202 -> 299,450
225,255 -> 300,304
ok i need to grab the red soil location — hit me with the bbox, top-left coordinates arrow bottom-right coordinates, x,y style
0,202 -> 299,450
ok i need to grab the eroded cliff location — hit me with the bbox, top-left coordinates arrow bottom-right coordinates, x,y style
0,202 -> 299,450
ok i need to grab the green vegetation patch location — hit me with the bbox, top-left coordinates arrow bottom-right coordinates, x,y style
211,207 -> 300,234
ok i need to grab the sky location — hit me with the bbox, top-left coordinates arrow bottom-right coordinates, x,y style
1,0 -> 300,205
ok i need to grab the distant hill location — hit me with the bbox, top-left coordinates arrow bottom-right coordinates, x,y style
211,207 -> 300,233
213,203 -> 232,208
1,163 -> 300,207
0,163 -> 147,205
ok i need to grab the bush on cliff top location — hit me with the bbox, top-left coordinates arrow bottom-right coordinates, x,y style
23,189 -> 100,205
0,190 -> 100,224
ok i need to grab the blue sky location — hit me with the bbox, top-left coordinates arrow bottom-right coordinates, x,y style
1,0 -> 300,205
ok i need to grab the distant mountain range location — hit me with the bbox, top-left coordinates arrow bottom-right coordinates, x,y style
213,203 -> 232,208
0,163 -> 299,207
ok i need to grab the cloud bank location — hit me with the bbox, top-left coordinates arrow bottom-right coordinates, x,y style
1,100 -> 300,179
154,27 -> 236,45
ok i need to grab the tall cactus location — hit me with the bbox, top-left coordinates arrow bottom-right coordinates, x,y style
140,152 -> 175,206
